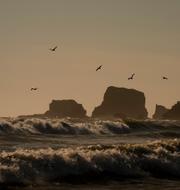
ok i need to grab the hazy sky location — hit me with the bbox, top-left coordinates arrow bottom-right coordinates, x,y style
0,0 -> 180,117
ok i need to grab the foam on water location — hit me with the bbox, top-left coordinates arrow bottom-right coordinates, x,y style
0,139 -> 179,185
0,118 -> 180,186
0,118 -> 129,135
0,118 -> 180,136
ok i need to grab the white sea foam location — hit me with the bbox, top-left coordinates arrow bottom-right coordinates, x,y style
0,118 -> 130,135
0,139 -> 179,185
0,118 -> 180,137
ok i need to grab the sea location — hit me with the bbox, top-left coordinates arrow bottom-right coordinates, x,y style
0,117 -> 180,190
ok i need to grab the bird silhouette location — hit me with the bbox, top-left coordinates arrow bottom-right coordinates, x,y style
128,73 -> 135,80
49,46 -> 58,52
96,65 -> 102,71
31,88 -> 38,91
162,76 -> 168,80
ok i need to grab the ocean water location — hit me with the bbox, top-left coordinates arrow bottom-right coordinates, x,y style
0,118 -> 180,189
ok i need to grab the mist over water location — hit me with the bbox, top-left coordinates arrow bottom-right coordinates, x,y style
0,118 -> 180,189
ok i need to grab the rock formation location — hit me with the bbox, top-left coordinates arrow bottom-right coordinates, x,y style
45,99 -> 87,118
153,104 -> 169,119
92,86 -> 148,119
163,101 -> 180,120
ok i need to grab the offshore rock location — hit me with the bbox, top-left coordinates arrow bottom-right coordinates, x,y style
163,101 -> 180,120
153,104 -> 169,119
45,99 -> 87,118
92,86 -> 148,119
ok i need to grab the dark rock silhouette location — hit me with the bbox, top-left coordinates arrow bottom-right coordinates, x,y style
45,99 -> 87,118
92,86 -> 148,119
163,101 -> 180,120
113,112 -> 127,119
153,104 -> 169,119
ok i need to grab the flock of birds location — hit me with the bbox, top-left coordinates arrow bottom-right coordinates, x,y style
30,45 -> 168,91
96,67 -> 168,80
95,64 -> 168,81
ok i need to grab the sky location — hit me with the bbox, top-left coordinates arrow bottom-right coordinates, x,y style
0,0 -> 180,117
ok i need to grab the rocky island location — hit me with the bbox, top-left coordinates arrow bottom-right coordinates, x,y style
45,99 -> 87,118
92,86 -> 148,119
163,101 -> 180,120
153,104 -> 169,119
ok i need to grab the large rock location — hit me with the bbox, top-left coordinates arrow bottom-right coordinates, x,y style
92,86 -> 148,119
153,104 -> 169,119
45,99 -> 87,118
163,101 -> 180,120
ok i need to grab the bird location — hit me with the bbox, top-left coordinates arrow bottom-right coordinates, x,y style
49,46 -> 58,52
31,88 -> 38,91
128,73 -> 135,80
96,65 -> 102,71
162,76 -> 168,80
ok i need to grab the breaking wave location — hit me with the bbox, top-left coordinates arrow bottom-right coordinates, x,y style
0,118 -> 180,136
0,139 -> 180,185
0,118 -> 129,135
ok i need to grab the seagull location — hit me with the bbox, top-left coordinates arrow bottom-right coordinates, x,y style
128,73 -> 135,80
49,46 -> 58,52
31,88 -> 38,91
96,65 -> 102,71
162,76 -> 168,80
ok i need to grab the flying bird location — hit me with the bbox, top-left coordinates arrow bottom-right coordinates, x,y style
31,88 -> 38,91
128,73 -> 135,80
162,76 -> 168,80
49,46 -> 58,52
96,65 -> 102,71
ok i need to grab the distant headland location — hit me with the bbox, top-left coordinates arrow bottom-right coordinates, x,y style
18,86 -> 180,120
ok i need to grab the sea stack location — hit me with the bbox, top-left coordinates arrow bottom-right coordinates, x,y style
153,104 -> 169,119
92,86 -> 148,119
163,101 -> 180,120
45,99 -> 87,118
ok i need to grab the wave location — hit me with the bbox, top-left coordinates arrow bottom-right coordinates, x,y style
0,118 -> 129,135
0,139 -> 179,185
0,118 -> 180,136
